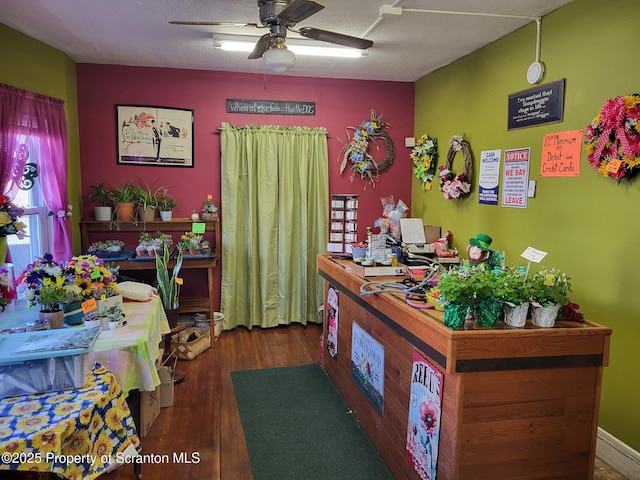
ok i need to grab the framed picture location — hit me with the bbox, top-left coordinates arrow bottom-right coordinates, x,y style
116,105 -> 194,167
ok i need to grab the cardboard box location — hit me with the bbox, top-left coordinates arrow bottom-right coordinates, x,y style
139,386 -> 160,437
158,366 -> 174,408
347,263 -> 406,278
424,225 -> 441,244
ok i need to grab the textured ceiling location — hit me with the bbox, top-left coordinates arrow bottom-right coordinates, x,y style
0,0 -> 572,82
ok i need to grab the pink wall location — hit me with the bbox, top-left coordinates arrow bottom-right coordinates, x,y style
76,64 -> 415,308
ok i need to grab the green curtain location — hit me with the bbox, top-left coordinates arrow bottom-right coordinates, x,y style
220,123 -> 328,329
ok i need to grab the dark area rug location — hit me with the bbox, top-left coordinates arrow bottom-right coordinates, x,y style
231,363 -> 394,480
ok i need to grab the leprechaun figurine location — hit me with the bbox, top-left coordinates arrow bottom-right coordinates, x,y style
465,233 -> 503,270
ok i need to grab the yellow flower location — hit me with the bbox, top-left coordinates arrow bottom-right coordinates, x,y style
53,401 -> 83,418
65,430 -> 91,455
16,415 -> 49,433
0,417 -> 11,428
64,464 -> 86,480
46,393 -> 75,405
624,155 -> 640,169
0,428 -> 14,439
78,408 -> 92,425
0,438 -> 26,454
9,400 -> 41,416
105,408 -> 124,432
32,428 -> 59,452
91,431 -> 114,464
89,412 -> 105,435
0,211 -> 12,226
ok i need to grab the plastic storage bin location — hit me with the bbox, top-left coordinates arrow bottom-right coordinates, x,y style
0,326 -> 100,398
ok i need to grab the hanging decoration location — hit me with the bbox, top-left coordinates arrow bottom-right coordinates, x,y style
438,135 -> 472,200
584,94 -> 640,182
410,134 -> 438,190
339,110 -> 394,187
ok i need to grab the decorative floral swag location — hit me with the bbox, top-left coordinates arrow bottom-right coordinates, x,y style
339,110 -> 394,187
438,135 -> 472,200
584,94 -> 640,182
411,134 -> 438,190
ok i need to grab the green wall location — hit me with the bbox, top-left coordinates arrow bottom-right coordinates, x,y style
0,24 -> 81,253
413,0 -> 640,450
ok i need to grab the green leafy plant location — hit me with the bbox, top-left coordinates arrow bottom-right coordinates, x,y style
109,182 -> 137,204
493,265 -> 532,305
132,180 -> 168,210
201,198 -> 218,214
530,267 -> 571,307
437,267 -> 476,306
36,284 -> 67,312
155,248 -> 183,310
87,182 -> 113,206
157,193 -> 178,212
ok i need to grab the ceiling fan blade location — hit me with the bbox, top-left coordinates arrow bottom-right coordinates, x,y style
277,0 -> 324,24
169,21 -> 261,27
298,27 -> 373,50
248,33 -> 272,59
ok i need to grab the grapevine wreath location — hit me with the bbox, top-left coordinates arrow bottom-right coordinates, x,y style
339,110 -> 394,186
410,134 -> 438,190
438,135 -> 472,200
584,94 -> 640,182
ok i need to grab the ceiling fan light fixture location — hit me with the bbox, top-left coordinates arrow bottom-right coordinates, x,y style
262,45 -> 296,73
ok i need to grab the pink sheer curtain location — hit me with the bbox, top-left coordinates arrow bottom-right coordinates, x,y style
0,83 -> 72,260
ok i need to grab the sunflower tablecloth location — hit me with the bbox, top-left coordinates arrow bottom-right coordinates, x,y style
0,362 -> 140,480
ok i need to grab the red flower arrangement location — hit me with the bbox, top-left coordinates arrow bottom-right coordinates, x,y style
0,265 -> 17,311
584,94 -> 640,181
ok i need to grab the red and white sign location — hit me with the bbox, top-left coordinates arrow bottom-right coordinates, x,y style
501,148 -> 530,209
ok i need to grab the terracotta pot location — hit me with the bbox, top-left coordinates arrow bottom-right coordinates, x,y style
114,202 -> 135,222
189,249 -> 199,256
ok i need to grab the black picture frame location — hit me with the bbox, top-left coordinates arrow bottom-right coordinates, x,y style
507,79 -> 565,130
116,104 -> 194,167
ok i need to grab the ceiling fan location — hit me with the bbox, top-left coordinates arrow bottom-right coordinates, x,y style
170,0 -> 373,73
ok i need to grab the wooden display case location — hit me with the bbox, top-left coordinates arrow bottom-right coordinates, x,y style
317,254 -> 612,480
80,218 -> 220,315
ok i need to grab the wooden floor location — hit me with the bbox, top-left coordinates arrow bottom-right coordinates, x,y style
104,322 -> 323,480
93,322 -> 626,480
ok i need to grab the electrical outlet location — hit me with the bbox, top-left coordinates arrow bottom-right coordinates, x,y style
528,180 -> 536,198
405,137 -> 415,148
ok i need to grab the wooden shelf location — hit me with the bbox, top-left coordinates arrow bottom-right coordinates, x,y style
80,217 -> 220,315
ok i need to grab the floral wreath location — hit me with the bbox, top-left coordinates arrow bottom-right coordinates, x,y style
410,134 -> 438,190
339,110 -> 394,187
584,94 -> 640,182
438,135 -> 472,200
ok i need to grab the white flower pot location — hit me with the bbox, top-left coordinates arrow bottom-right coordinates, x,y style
94,206 -> 112,222
160,210 -> 173,221
531,304 -> 561,328
503,302 -> 529,328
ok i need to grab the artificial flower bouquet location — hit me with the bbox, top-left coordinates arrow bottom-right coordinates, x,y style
16,253 -> 67,308
0,265 -> 17,311
0,194 -> 26,238
64,254 -> 119,300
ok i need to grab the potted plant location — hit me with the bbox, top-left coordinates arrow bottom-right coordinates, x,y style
472,268 -> 502,327
87,182 -> 113,221
157,193 -> 178,221
61,285 -> 85,326
494,265 -> 532,327
136,231 -> 153,257
132,181 -> 167,222
529,267 -> 571,327
155,247 -> 183,328
154,231 -> 173,256
36,284 -> 67,329
437,267 -> 476,329
109,182 -> 137,222
201,197 -> 218,221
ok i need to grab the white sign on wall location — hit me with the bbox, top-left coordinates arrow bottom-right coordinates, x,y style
501,148 -> 530,209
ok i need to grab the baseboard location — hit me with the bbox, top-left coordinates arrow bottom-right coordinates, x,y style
597,427 -> 640,479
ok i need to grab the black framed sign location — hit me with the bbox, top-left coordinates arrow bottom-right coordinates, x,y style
507,79 -> 565,130
116,105 -> 194,167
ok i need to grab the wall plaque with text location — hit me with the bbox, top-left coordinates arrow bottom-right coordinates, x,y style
226,99 -> 316,116
507,79 -> 565,130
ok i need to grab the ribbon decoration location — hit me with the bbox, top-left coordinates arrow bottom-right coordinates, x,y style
592,96 -> 635,163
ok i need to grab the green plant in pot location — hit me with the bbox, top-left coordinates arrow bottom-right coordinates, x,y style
155,247 -> 183,328
132,181 -> 167,222
36,284 -> 67,329
87,182 -> 113,221
437,267 -> 475,329
109,182 -> 137,222
472,268 -> 502,328
494,265 -> 532,327
157,193 -> 178,221
529,267 -> 571,327
61,285 -> 85,326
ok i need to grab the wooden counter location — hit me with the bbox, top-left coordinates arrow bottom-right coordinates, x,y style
317,254 -> 612,480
